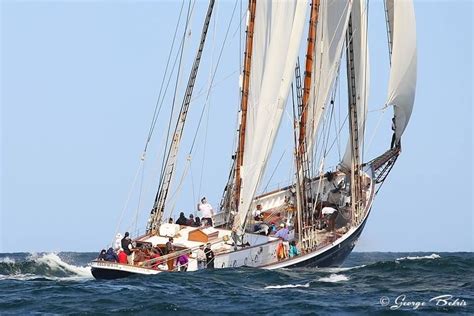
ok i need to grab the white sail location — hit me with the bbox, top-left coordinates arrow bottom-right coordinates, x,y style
233,0 -> 309,230
306,0 -> 352,156
385,0 -> 417,142
341,0 -> 370,169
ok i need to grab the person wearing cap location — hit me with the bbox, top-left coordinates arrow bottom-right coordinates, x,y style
197,197 -> 214,226
274,223 -> 289,241
275,223 -> 289,260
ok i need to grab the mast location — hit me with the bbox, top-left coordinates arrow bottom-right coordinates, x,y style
233,0 -> 257,227
147,0 -> 216,233
345,14 -> 363,226
298,0 -> 319,157
295,0 -> 319,250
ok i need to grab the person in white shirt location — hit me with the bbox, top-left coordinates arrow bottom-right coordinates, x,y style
195,245 -> 207,269
198,197 -> 214,226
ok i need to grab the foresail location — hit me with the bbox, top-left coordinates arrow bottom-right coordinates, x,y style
385,0 -> 417,142
341,0 -> 370,169
306,0 -> 352,157
233,0 -> 309,231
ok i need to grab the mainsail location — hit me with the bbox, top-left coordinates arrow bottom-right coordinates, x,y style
306,0 -> 352,157
232,0 -> 309,231
341,0 -> 370,169
385,0 -> 417,142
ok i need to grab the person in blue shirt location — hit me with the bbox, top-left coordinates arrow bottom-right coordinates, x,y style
104,247 -> 118,262
289,240 -> 300,257
274,223 -> 289,241
275,223 -> 289,260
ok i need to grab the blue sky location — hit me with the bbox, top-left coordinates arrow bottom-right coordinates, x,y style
1,0 -> 472,253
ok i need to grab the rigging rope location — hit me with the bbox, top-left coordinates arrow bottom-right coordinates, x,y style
112,158 -> 145,242
158,0 -> 237,224
143,0 -> 186,153
188,0 -> 239,154
262,150 -> 286,193
158,0 -> 195,187
164,155 -> 193,221
366,107 -> 388,155
132,157 -> 146,236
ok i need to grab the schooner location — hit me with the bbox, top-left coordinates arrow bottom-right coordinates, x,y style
91,0 -> 417,279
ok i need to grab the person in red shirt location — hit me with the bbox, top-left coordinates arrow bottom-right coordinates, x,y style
118,249 -> 128,264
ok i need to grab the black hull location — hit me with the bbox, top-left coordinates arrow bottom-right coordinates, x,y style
288,214 -> 369,268
91,267 -> 135,280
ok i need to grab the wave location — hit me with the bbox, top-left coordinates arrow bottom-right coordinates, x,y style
0,256 -> 16,264
264,273 -> 349,289
315,264 -> 367,273
0,253 -> 92,280
317,273 -> 349,283
395,253 -> 441,261
265,283 -> 310,289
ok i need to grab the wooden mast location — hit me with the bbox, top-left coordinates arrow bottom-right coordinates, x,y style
298,0 -> 319,157
233,0 -> 257,224
295,0 -> 319,250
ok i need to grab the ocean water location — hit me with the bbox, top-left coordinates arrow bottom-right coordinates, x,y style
0,252 -> 472,315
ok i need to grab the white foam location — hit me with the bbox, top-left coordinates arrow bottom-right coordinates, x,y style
396,253 -> 441,261
0,273 -> 38,281
27,253 -> 92,280
317,273 -> 349,283
316,265 -> 366,273
0,257 -> 16,264
265,283 -> 310,289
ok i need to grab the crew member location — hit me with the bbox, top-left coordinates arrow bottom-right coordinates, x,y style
198,197 -> 214,226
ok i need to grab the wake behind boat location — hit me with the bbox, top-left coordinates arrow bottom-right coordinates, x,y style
91,0 -> 417,279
